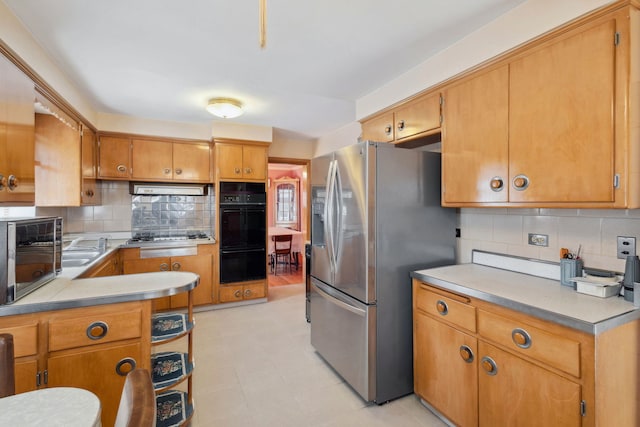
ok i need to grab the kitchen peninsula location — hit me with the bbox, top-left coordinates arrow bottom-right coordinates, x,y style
0,265 -> 199,426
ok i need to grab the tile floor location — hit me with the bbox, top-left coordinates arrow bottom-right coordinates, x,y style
168,283 -> 448,427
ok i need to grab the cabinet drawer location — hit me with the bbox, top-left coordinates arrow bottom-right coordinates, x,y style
0,322 -> 38,357
244,283 -> 265,299
477,309 -> 580,378
415,283 -> 476,332
48,309 -> 142,352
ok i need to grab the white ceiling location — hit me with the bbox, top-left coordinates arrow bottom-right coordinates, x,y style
4,0 -> 525,139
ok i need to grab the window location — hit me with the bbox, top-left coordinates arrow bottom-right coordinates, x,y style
274,177 -> 299,229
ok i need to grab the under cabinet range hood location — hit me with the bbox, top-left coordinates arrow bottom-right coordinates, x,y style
129,183 -> 208,196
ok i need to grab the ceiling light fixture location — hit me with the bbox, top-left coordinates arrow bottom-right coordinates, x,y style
206,98 -> 244,119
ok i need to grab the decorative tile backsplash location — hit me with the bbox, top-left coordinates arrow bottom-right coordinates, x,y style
131,192 -> 214,236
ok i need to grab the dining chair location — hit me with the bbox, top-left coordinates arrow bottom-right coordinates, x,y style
114,368 -> 156,427
273,234 -> 293,275
0,333 -> 15,398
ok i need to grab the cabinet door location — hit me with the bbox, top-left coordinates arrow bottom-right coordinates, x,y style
217,144 -> 244,179
395,93 -> 440,141
98,136 -> 130,179
442,66 -> 509,204
0,54 -> 35,204
169,254 -> 213,307
173,142 -> 211,182
478,341 -> 581,427
15,359 -> 38,393
47,342 -> 143,427
242,145 -> 267,180
131,139 -> 173,180
509,19 -> 616,203
361,113 -> 394,143
219,284 -> 243,303
81,127 -> 97,179
414,313 -> 478,427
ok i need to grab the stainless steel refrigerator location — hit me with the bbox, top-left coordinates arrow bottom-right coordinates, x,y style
310,140 -> 456,403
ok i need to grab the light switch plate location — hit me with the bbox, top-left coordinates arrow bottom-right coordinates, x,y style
528,233 -> 548,247
617,236 -> 636,259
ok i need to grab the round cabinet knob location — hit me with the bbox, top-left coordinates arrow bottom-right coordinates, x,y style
512,174 -> 530,191
116,164 -> 127,173
234,290 -> 242,298
172,262 -> 181,271
397,120 -> 406,131
86,321 -> 109,340
489,177 -> 504,192
159,263 -> 170,271
164,168 -> 171,175
481,356 -> 498,376
512,328 -> 532,349
234,167 -> 241,174
436,300 -> 449,316
459,345 -> 474,363
245,168 -> 252,174
7,175 -> 18,190
85,189 -> 94,197
384,125 -> 392,136
175,168 -> 182,175
0,174 -> 6,191
115,358 -> 136,376
244,289 -> 252,297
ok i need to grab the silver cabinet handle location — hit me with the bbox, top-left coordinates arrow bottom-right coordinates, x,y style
86,321 -> 108,340
481,356 -> 498,376
7,175 -> 18,190
512,328 -> 532,349
244,289 -> 252,297
159,262 -> 170,271
116,164 -> 127,173
234,167 -> 241,174
115,358 -> 136,376
384,125 -> 392,135
85,189 -> 95,198
175,168 -> 182,175
490,176 -> 504,192
164,168 -> 171,174
459,345 -> 474,363
172,262 -> 181,271
234,290 -> 242,298
512,174 -> 530,191
0,174 -> 5,190
436,299 -> 449,316
397,120 -> 405,131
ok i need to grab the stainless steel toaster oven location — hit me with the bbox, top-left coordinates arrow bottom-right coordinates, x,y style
0,217 -> 62,304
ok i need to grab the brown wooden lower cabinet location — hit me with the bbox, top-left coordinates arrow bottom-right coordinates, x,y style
0,300 -> 151,427
413,278 -> 639,427
219,280 -> 266,303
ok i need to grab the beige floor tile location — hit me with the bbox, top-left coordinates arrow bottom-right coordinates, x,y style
187,283 -> 446,427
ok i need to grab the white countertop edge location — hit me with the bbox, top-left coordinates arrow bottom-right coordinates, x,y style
411,264 -> 640,335
0,271 -> 199,317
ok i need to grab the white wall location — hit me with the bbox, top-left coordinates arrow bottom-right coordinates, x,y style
97,112 -> 211,140
313,122 -> 361,158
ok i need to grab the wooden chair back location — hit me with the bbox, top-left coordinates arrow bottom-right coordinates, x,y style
0,333 -> 15,398
274,234 -> 293,255
114,368 -> 156,427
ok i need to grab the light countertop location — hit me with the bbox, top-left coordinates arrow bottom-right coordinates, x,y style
411,263 -> 640,335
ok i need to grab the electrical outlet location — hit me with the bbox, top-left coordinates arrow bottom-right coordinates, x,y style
528,233 -> 548,247
617,236 -> 636,259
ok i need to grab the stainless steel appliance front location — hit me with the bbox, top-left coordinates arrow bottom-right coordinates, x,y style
310,141 -> 456,403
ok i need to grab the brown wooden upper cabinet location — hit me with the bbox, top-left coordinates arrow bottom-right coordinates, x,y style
98,135 -> 131,179
361,93 -> 441,144
35,113 -> 101,207
442,6 -> 637,208
0,53 -> 35,205
131,139 -> 211,182
215,141 -> 268,181
99,134 -> 212,182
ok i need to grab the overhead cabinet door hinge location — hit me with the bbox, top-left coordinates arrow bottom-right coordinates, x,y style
615,32 -> 620,46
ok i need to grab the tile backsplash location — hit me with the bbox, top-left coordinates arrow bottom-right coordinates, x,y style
131,192 -> 214,236
458,208 -> 640,273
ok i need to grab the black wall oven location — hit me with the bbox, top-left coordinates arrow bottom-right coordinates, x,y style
219,182 -> 267,284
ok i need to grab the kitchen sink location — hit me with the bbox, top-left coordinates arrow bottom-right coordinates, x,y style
61,249 -> 102,268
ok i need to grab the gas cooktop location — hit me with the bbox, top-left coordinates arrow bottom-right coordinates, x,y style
125,231 -> 213,247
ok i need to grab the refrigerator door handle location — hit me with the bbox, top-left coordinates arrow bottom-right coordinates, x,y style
333,159 -> 344,263
325,159 -> 337,273
312,281 -> 366,317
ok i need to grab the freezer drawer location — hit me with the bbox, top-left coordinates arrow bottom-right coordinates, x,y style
310,278 -> 376,401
